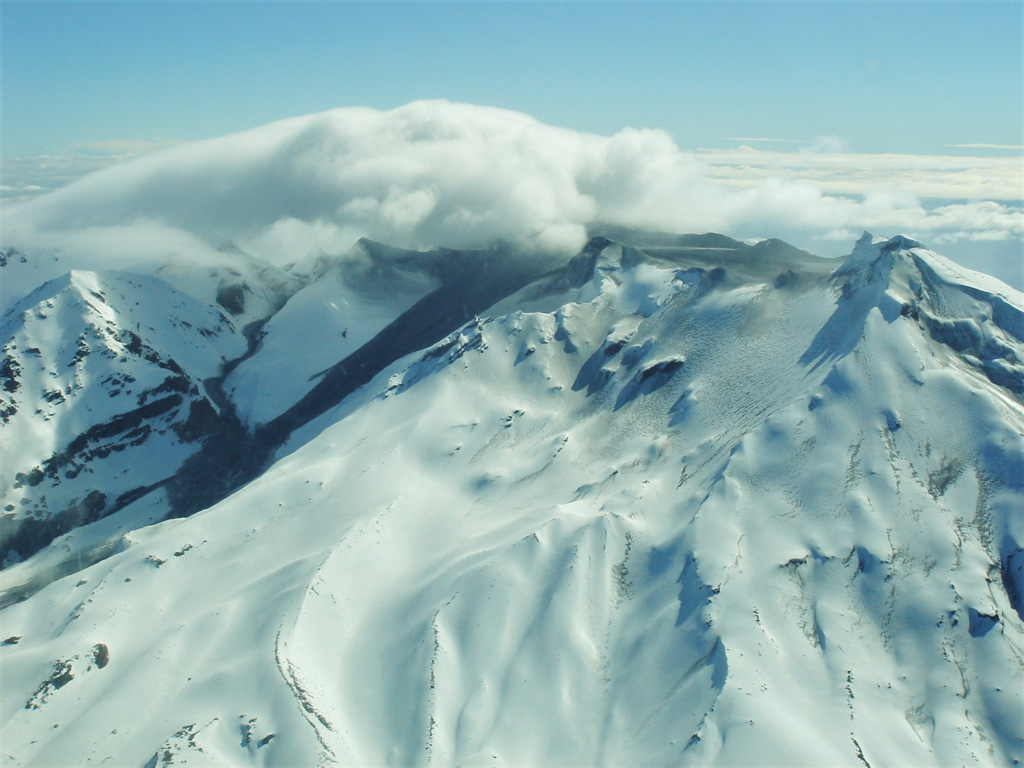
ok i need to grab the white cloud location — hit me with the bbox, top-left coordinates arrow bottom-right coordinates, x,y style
3,100 -> 1022,275
0,138 -> 185,201
946,143 -> 1024,150
726,137 -> 801,143
695,145 -> 1024,201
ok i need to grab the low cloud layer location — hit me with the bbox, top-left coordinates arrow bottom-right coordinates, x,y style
698,143 -> 1023,201
1,139 -> 184,203
3,100 -> 1022,279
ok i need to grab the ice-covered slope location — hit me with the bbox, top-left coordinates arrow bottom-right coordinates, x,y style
1,232 -> 1022,767
223,240 -> 440,427
0,269 -> 252,569
0,235 -> 557,584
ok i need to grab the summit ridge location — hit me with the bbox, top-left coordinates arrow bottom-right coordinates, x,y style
1,229 -> 1022,767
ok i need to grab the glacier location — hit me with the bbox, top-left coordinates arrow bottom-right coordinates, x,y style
0,228 -> 1022,767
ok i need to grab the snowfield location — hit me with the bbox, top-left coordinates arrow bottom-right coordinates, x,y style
1,230 -> 1022,767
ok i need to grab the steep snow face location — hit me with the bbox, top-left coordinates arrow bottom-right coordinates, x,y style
0,270 -> 248,569
152,254 -> 303,333
836,232 -> 1024,397
223,248 -> 439,427
1,235 -> 1022,768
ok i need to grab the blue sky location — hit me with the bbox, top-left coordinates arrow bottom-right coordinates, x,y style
2,1 -> 1021,158
1,1 -> 1021,287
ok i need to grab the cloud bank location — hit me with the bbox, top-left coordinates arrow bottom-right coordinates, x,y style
697,144 -> 1024,201
3,100 -> 1022,277
0,139 -> 184,203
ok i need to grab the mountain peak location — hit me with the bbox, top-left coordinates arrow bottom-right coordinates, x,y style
880,234 -> 926,253
2,228 -> 1022,767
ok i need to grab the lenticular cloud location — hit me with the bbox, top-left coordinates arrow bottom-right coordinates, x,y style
4,100 -> 1022,268
5,101 -> 690,261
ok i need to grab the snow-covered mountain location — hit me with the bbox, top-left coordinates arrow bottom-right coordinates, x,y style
1,229 -> 1022,767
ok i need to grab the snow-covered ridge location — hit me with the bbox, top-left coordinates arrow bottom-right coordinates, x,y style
2,230 -> 1020,576
0,269 -> 249,570
1,231 -> 1022,767
831,232 -> 1024,396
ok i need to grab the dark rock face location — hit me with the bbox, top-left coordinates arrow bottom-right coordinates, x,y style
773,270 -> 800,289
216,283 -> 247,316
0,353 -> 21,394
25,659 -> 74,709
0,248 -> 27,268
172,398 -> 221,443
1003,546 -> 1024,623
0,492 -> 110,571
1,377 -> 245,566
615,358 -> 685,410
27,395 -> 183,486
91,643 -> 110,669
0,346 -> 22,424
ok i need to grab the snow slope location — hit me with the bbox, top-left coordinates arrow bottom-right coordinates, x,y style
0,269 -> 249,569
223,240 -> 440,427
0,246 -> 301,333
1,233 -> 1022,767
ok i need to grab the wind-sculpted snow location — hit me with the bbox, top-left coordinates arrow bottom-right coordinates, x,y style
1,233 -> 1022,766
